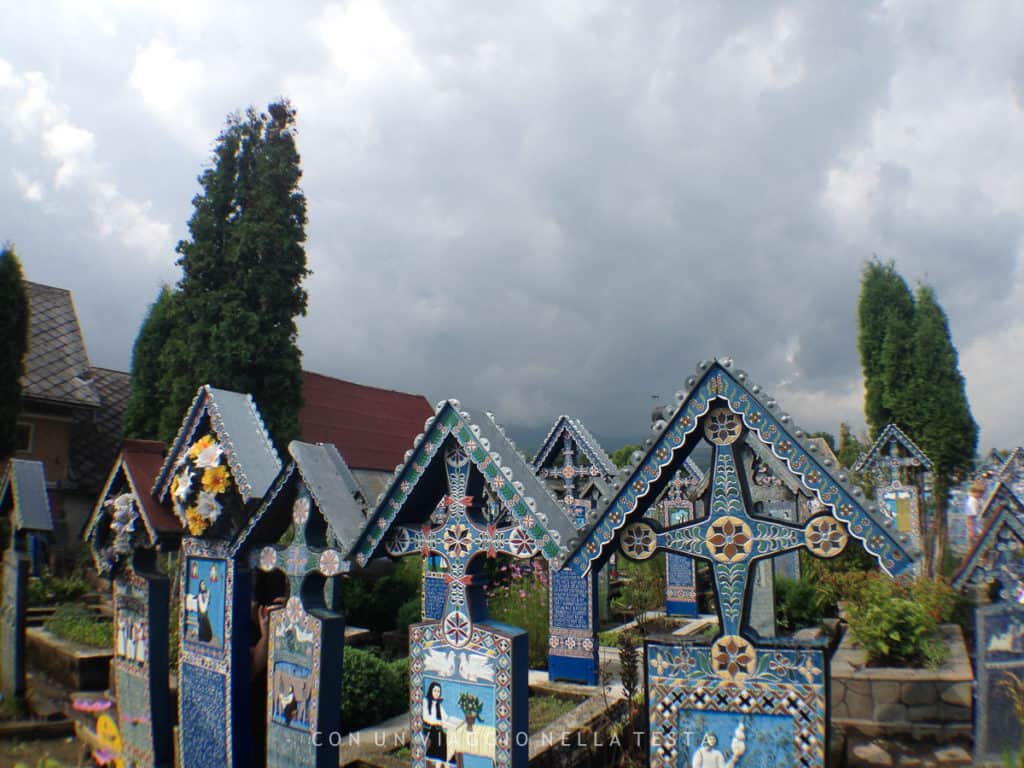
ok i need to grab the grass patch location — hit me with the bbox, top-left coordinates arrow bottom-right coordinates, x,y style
43,604 -> 111,649
27,573 -> 89,607
529,694 -> 579,733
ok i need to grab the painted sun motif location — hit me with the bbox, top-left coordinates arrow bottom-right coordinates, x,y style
805,515 -> 848,558
621,522 -> 657,560
711,635 -> 756,681
703,407 -> 742,445
705,516 -> 753,562
293,495 -> 311,526
443,523 -> 473,559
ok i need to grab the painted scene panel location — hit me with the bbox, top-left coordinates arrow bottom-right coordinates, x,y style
183,557 -> 226,648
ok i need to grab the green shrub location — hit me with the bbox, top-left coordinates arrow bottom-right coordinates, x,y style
27,573 -> 89,607
843,575 -> 956,668
342,561 -> 421,633
44,604 -> 112,649
342,647 -> 409,732
612,556 -> 665,634
396,598 -> 421,632
775,575 -> 836,634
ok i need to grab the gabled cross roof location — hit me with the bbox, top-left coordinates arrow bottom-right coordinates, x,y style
84,439 -> 180,560
153,385 -> 281,509
565,358 -> 917,576
350,400 -> 576,569
0,459 -> 53,533
997,447 -> 1024,483
532,415 -> 617,479
952,482 -> 1024,596
852,423 -> 933,474
234,441 -> 368,558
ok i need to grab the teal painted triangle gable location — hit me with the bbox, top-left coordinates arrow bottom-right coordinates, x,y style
350,400 -> 574,568
566,359 -> 917,577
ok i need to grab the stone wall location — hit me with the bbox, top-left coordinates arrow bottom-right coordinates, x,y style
830,624 -> 972,741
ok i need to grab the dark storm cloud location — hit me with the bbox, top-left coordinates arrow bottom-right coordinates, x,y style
2,1 -> 1023,454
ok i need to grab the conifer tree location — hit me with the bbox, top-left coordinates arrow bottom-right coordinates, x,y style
857,260 -> 915,438
156,101 -> 310,446
0,245 -> 29,461
124,285 -> 179,439
905,285 -> 978,573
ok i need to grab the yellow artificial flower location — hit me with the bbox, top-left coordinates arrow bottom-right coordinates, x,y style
170,475 -> 180,500
188,434 -> 215,460
185,506 -> 209,536
202,465 -> 230,495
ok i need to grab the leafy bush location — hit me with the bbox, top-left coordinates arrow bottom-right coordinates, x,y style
28,573 -> 89,607
396,598 -> 421,632
342,647 -> 409,732
342,558 -> 421,633
612,556 -> 665,634
44,604 -> 112,648
842,575 -> 957,668
487,557 -> 549,668
775,575 -> 836,634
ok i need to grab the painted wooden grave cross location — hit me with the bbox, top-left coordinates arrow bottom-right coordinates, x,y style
153,385 -> 282,768
532,416 -> 616,685
621,406 -> 851,641
566,360 -> 916,768
352,401 -> 576,768
237,440 -> 366,768
659,459 -> 704,618
951,483 -> 1024,762
0,459 -> 53,704
853,424 -> 933,554
84,440 -> 180,768
385,443 -> 538,647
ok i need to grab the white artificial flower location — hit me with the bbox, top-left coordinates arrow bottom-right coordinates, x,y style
196,491 -> 223,523
195,442 -> 223,469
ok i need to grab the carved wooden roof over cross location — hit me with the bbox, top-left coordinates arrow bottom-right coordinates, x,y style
350,400 -> 576,570
567,359 -> 917,581
852,423 -> 933,477
0,459 -> 52,533
532,415 -> 617,479
153,385 -> 281,509
952,482 -> 1024,601
85,440 -> 179,576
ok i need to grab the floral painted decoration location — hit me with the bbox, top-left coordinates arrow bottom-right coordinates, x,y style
172,434 -> 233,536
97,493 -> 139,575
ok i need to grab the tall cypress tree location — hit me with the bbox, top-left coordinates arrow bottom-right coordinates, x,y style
124,285 -> 179,440
158,101 -> 309,446
857,260 -> 915,438
905,285 -> 978,574
0,245 -> 29,461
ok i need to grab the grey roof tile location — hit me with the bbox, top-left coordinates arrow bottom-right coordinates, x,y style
22,283 -> 100,408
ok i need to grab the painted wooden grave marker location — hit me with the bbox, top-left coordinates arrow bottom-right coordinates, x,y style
566,360 -> 916,768
853,424 -> 933,556
352,401 -> 575,768
0,459 -> 52,703
153,386 -> 282,768
657,459 -> 704,618
239,440 -> 367,768
533,416 -> 616,684
85,440 -> 181,767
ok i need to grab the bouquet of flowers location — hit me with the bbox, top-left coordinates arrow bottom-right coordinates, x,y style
170,434 -> 234,536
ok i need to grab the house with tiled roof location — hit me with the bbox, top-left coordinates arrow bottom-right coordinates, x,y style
15,283 -> 131,559
298,371 -> 434,499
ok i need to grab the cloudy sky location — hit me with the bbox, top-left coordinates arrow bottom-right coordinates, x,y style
3,1 -> 1023,453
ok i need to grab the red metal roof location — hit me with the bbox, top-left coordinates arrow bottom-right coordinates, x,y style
121,439 -> 181,537
299,372 -> 433,472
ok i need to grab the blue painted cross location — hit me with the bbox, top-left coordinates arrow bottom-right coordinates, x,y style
254,486 -> 348,601
383,443 -> 538,647
620,407 -> 849,639
538,434 -> 600,527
